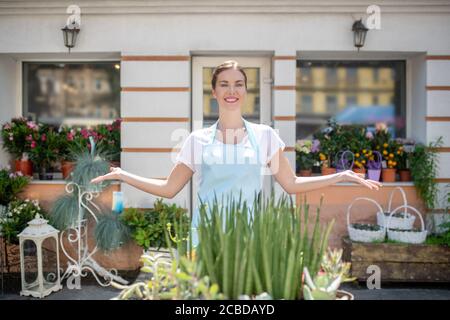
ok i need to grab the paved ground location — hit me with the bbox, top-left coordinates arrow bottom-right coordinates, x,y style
1,275 -> 449,300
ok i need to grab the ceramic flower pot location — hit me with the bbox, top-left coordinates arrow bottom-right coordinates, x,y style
61,161 -> 75,179
14,159 -> 33,177
352,167 -> 366,176
367,169 -> 381,181
398,169 -> 411,182
382,168 -> 397,182
321,166 -> 337,176
299,169 -> 312,177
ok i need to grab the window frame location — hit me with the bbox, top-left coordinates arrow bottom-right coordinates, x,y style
20,58 -> 121,127
296,59 -> 407,139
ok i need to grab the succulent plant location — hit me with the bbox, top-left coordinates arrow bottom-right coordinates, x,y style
303,248 -> 355,300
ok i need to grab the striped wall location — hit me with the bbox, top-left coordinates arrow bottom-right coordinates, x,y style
120,55 -> 191,209
426,55 -> 450,209
272,55 -> 297,198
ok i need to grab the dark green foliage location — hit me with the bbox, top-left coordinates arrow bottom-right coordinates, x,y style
121,199 -> 190,250
94,212 -> 131,252
50,193 -> 82,230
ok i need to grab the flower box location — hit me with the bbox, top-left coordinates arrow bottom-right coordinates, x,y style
342,237 -> 450,282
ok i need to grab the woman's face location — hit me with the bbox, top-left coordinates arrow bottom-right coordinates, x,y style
212,68 -> 247,111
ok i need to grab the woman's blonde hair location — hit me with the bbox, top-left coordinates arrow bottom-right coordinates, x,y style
211,60 -> 247,89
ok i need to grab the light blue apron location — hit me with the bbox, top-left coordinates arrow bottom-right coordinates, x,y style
191,118 -> 264,247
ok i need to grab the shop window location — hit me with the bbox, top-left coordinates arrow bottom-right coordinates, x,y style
296,60 -> 406,139
23,62 -> 120,127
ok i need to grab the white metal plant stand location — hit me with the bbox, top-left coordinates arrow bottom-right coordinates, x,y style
59,181 -> 128,289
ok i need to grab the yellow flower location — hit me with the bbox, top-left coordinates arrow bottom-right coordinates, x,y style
397,151 -> 401,155
368,150 -> 373,155
389,153 -> 394,158
319,153 -> 326,161
361,159 -> 366,164
388,160 -> 393,165
376,145 -> 380,150
393,161 -> 397,166
362,149 -> 367,154
383,143 -> 388,148
383,150 -> 388,155
355,153 -> 360,158
399,146 -> 404,151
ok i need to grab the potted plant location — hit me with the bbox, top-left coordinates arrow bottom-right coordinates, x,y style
120,199 -> 190,252
409,137 -> 443,210
1,118 -> 37,176
0,199 -> 48,273
57,126 -> 78,179
28,124 -> 59,180
372,123 -> 399,182
315,120 -> 341,175
96,118 -> 122,166
395,138 -> 415,182
0,166 -> 30,207
295,139 -> 316,176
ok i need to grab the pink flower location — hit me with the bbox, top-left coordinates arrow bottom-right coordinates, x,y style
67,132 -> 74,141
26,134 -> 33,142
3,123 -> 11,130
31,141 -> 36,149
41,134 -> 46,142
26,121 -> 37,130
365,131 -> 374,140
81,129 -> 89,139
107,125 -> 113,132
375,122 -> 388,133
9,136 -> 13,141
16,171 -> 23,177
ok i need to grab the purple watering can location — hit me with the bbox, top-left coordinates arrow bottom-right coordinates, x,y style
335,150 -> 354,173
367,151 -> 382,181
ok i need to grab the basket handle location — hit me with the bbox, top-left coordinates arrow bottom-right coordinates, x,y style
387,205 -> 424,231
387,186 -> 408,216
347,197 -> 385,229
336,150 -> 354,170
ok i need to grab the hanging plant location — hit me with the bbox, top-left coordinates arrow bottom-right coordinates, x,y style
72,136 -> 111,193
94,212 -> 131,252
50,193 -> 82,230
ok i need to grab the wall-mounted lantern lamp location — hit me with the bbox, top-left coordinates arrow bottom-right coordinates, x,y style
352,19 -> 368,51
61,20 -> 80,53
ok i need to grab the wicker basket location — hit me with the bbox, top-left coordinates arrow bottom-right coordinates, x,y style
377,186 -> 415,230
347,197 -> 386,243
387,205 -> 427,244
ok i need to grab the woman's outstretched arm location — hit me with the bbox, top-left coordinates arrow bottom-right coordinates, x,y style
269,149 -> 382,194
90,163 -> 194,199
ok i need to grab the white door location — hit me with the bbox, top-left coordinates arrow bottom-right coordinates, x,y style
192,56 -> 273,210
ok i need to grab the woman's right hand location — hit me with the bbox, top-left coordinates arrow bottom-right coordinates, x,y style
90,167 -> 123,184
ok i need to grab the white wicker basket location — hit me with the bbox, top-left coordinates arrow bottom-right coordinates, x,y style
377,186 -> 415,230
347,197 -> 386,243
387,205 -> 427,244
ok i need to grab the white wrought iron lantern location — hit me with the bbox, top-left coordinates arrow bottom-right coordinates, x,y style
18,214 -> 62,298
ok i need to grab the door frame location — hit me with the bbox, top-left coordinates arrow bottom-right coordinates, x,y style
191,56 -> 273,208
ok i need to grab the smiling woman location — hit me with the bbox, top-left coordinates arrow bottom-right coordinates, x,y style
90,59 -> 382,249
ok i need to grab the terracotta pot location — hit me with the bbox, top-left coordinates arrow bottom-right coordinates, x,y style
299,169 -> 312,177
398,169 -> 411,182
14,159 -> 33,177
353,167 -> 366,176
61,161 -> 75,179
321,166 -> 337,176
382,168 -> 397,182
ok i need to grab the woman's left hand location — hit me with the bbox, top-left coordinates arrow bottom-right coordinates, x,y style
340,170 -> 383,190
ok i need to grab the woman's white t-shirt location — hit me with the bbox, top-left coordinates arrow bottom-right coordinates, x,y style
175,122 -> 286,184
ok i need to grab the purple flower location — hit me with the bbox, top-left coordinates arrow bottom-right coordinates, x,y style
311,139 -> 320,153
